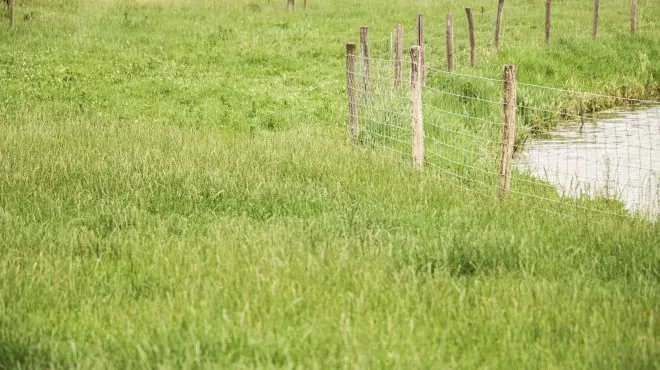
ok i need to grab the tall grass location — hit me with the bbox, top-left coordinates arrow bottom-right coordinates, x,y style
0,0 -> 659,368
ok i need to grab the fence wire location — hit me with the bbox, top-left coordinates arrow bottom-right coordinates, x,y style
348,50 -> 660,220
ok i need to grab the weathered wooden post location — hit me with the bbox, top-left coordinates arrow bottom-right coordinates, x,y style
287,0 -> 294,11
410,46 -> 424,169
545,0 -> 552,43
393,24 -> 403,89
346,43 -> 359,143
499,65 -> 517,199
592,0 -> 599,39
494,0 -> 505,51
631,0 -> 637,35
9,0 -> 15,27
360,26 -> 371,95
417,14 -> 425,84
466,8 -> 476,68
446,14 -> 455,72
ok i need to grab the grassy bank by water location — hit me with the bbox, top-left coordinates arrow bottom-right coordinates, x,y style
1,0 -> 659,368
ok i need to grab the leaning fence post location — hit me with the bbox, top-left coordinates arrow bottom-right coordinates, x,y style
410,46 -> 424,169
417,14 -> 425,84
592,0 -> 599,39
631,0 -> 637,35
494,0 -> 505,52
499,65 -> 517,199
346,43 -> 359,144
393,24 -> 403,89
545,0 -> 552,43
466,8 -> 476,68
446,14 -> 455,72
360,26 -> 371,96
9,0 -> 15,27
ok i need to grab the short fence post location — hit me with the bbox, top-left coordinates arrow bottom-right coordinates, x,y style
416,14 -> 425,84
499,65 -> 517,199
9,0 -> 15,27
304,0 -> 307,9
545,0 -> 551,43
592,0 -> 599,39
446,14 -> 454,72
410,46 -> 424,169
494,0 -> 505,52
393,24 -> 403,89
346,43 -> 359,144
631,0 -> 637,35
360,26 -> 371,96
287,0 -> 294,11
466,8 -> 476,68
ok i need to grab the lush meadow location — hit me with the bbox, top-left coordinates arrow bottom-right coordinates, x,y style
1,0 -> 659,368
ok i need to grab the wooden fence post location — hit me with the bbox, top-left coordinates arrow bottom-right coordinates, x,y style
410,46 -> 424,169
304,0 -> 307,9
360,26 -> 371,96
346,43 -> 359,143
466,8 -> 476,68
499,65 -> 517,199
417,14 -> 425,84
494,0 -> 505,51
287,0 -> 294,11
9,0 -> 15,27
631,0 -> 637,35
592,0 -> 599,39
446,14 -> 454,72
393,24 -> 403,89
545,0 -> 551,43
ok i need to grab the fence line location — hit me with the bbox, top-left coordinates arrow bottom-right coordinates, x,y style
345,45 -> 660,219
345,1 -> 658,77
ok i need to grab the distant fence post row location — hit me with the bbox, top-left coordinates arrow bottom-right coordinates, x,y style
503,0 -> 642,44
503,0 -> 642,43
338,0 -> 643,58
345,38 -> 518,198
354,3 -> 642,79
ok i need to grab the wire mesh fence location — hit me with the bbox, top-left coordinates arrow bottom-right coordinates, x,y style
349,54 -> 412,161
346,42 -> 660,219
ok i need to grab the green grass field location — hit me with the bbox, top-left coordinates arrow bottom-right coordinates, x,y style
1,0 -> 659,368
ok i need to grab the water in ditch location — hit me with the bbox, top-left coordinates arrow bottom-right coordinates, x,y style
516,105 -> 660,217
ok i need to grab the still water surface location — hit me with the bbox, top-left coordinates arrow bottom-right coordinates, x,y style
517,106 -> 660,217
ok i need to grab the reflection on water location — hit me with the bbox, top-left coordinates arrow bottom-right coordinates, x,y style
517,106 -> 660,217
